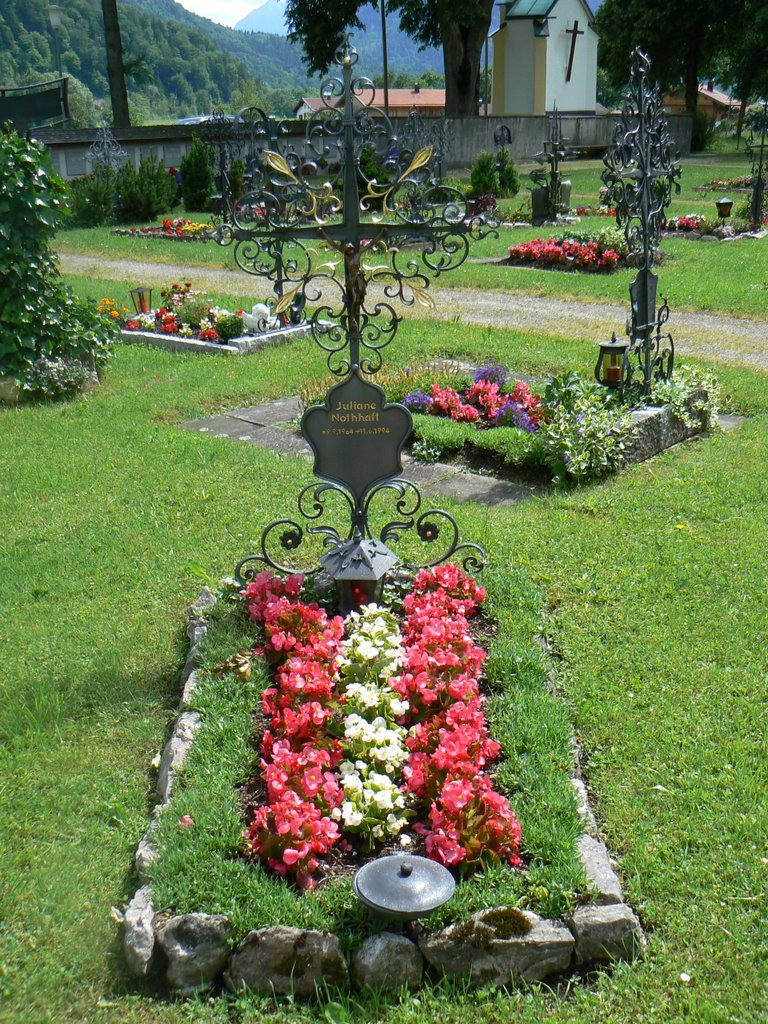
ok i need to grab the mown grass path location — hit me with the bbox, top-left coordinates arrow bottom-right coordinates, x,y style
59,252 -> 768,372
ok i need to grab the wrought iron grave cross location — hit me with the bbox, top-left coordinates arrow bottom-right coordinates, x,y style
746,99 -> 768,229
601,49 -> 681,398
209,39 -> 496,582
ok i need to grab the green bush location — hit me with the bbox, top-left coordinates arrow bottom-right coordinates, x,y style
114,154 -> 177,222
181,138 -> 214,212
20,357 -> 97,400
691,111 -> 715,152
469,151 -> 498,198
68,167 -> 116,227
0,125 -> 118,387
496,147 -> 520,198
228,157 -> 246,201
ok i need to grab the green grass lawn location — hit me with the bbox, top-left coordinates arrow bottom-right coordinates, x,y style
55,151 -> 768,320
2,302 -> 768,1023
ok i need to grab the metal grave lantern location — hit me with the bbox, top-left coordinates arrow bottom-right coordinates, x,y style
595,333 -> 630,392
354,854 -> 455,924
715,196 -> 733,220
213,39 -> 495,593
129,287 -> 152,314
601,49 -> 681,399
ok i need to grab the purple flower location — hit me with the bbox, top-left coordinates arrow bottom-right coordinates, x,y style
403,389 -> 432,413
492,399 -> 538,433
474,362 -> 510,388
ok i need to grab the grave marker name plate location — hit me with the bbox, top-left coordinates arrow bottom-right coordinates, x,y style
301,370 -> 412,504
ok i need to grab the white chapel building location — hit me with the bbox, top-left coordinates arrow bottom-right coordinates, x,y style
491,0 -> 599,114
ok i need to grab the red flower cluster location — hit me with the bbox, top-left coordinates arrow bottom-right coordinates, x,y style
241,566 -> 523,884
242,572 -> 345,888
508,237 -> 622,271
394,567 -> 523,869
412,379 -> 541,430
429,383 -> 480,423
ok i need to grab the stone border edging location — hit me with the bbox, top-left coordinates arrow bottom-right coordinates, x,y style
120,322 -> 311,356
122,590 -> 645,997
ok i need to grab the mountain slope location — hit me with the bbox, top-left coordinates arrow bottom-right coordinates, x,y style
0,0 -> 315,121
236,1 -> 443,79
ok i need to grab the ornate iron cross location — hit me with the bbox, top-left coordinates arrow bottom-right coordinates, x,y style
746,99 -> 768,230
601,48 -> 681,398
210,39 -> 496,582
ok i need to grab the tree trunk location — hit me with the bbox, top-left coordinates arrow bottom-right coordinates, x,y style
438,0 -> 494,117
683,40 -> 700,113
102,0 -> 131,128
736,86 -> 751,148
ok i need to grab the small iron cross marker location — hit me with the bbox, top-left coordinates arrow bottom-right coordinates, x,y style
565,20 -> 584,82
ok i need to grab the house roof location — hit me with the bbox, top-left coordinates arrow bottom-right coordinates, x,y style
295,89 -> 445,115
499,0 -> 595,23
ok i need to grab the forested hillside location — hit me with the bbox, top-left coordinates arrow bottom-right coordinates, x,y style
235,1 -> 444,80
0,0 -> 316,124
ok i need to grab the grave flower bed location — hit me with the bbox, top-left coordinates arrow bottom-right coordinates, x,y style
404,363 -> 542,432
664,213 -> 711,232
240,565 -> 523,890
121,282 -> 247,343
507,227 -> 628,272
112,217 -> 212,241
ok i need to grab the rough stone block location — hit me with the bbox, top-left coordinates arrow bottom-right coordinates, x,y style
567,903 -> 644,965
156,913 -> 233,995
135,828 -> 159,883
123,886 -> 156,976
417,907 -> 574,986
577,835 -> 623,905
352,932 -> 423,991
226,926 -> 349,998
156,711 -> 201,801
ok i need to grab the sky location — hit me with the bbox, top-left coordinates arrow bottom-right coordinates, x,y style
174,0 -> 261,27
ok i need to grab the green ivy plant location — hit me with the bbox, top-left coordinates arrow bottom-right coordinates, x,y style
0,124 -> 118,389
649,364 -> 721,429
541,387 -> 632,482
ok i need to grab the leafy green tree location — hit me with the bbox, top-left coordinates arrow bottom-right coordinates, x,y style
712,0 -> 768,143
595,0 -> 728,112
284,0 -> 494,116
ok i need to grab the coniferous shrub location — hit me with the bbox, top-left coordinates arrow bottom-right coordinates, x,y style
114,154 -> 178,222
469,151 -> 498,198
0,125 -> 117,390
180,138 -> 215,211
496,148 -> 520,198
68,167 -> 116,227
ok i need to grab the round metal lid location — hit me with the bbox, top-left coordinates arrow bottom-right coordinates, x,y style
353,854 -> 455,921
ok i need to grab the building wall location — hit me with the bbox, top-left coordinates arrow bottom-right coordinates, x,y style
543,0 -> 598,111
37,114 -> 693,181
492,0 -> 598,115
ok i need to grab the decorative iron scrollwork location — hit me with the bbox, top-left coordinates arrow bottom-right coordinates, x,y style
208,37 -> 497,377
234,478 -> 486,584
